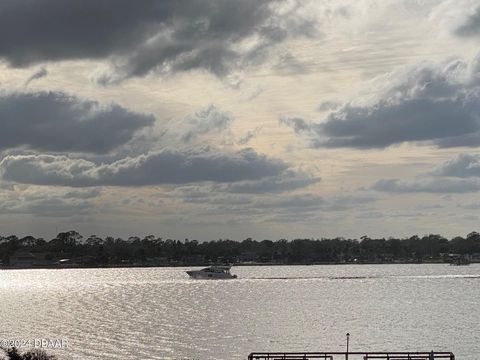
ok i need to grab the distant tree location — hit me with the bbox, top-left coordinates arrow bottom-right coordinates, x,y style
450,232 -> 480,254
19,236 -> 37,247
466,231 -> 480,253
86,235 -> 103,246
128,236 -> 141,243
48,230 -> 83,253
1,347 -> 56,360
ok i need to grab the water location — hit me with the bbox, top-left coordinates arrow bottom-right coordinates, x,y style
0,264 -> 479,360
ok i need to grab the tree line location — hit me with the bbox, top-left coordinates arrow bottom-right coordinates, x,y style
1,230 -> 479,267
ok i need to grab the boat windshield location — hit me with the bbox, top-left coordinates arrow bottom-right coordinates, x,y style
201,267 -> 231,273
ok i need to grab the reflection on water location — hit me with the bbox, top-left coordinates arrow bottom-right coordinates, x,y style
0,265 -> 479,360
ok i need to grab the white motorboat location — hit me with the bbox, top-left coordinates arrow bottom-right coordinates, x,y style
186,265 -> 237,279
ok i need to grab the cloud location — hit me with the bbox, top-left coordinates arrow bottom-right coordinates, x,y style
242,88 -> 264,102
455,6 -> 480,37
250,194 -> 376,226
0,187 -> 97,217
370,153 -> 480,194
0,148 -> 287,187
372,178 -> 480,193
0,0 -> 317,81
320,98 -> 478,148
220,170 -> 320,193
179,185 -> 374,219
273,53 -> 309,75
322,195 -> 376,211
254,193 -> 375,211
433,153 -> 480,177
237,126 -> 262,145
459,202 -> 480,210
0,91 -> 154,154
237,128 -> 260,145
279,117 -> 313,134
6,198 -> 93,218
162,105 -> 233,144
169,166 -> 320,210
24,67 -> 48,86
282,54 -> 480,149
254,193 -> 325,210
63,188 -> 102,199
181,189 -> 252,206
317,101 -> 340,112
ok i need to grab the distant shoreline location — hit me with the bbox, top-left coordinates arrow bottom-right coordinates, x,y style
3,231 -> 479,270
1,260 -> 478,270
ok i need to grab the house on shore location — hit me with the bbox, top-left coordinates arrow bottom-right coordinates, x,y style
8,250 -> 55,268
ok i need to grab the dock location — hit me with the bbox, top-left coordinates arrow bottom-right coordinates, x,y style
247,352 -> 455,360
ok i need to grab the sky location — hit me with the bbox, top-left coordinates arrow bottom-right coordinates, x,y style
1,0 -> 480,241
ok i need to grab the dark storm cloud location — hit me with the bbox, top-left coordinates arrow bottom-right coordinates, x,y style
433,153 -> 480,177
0,148 -> 287,187
434,132 -> 480,148
0,91 -> 154,153
282,56 -> 480,149
0,0 -> 317,80
319,98 -> 479,148
455,6 -> 480,37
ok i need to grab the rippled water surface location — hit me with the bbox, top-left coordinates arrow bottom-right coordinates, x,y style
1,265 -> 479,359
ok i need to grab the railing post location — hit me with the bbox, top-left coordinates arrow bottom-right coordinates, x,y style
346,333 -> 350,360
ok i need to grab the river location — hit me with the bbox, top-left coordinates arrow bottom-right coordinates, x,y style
0,264 -> 478,359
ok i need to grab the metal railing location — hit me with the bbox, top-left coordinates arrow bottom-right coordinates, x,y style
247,352 -> 455,360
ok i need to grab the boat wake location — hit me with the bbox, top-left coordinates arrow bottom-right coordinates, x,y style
243,274 -> 480,280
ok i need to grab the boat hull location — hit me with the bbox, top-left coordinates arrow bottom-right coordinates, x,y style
186,270 -> 237,279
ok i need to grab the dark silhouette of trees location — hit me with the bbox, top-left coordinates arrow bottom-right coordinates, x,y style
0,231 -> 479,267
